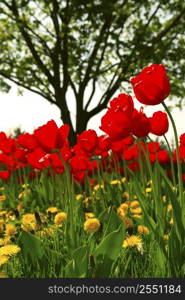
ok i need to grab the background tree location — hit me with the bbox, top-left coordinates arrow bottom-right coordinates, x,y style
0,0 -> 185,144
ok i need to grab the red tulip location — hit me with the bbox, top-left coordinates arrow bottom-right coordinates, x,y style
131,64 -> 170,105
34,120 -> 69,153
147,141 -> 160,153
17,133 -> 38,152
157,150 -> 170,164
180,133 -> 185,146
109,93 -> 134,117
149,111 -> 169,136
0,170 -> 11,181
131,108 -> 150,138
100,110 -> 131,141
27,148 -> 50,170
77,129 -> 98,153
98,135 -> 111,152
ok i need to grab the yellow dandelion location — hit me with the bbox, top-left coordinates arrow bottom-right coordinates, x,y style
110,179 -> 121,185
130,207 -> 142,214
75,194 -> 84,201
83,197 -> 92,207
0,244 -> 21,256
172,186 -> 177,191
18,189 -> 31,199
117,208 -> 126,219
130,200 -> 140,209
122,235 -> 143,250
22,183 -> 29,189
84,218 -> 100,233
132,214 -> 142,219
36,226 -> 56,238
93,184 -> 104,191
85,212 -> 95,220
163,234 -> 170,241
137,225 -> 149,235
0,237 -> 11,246
145,187 -> 152,193
46,207 -> 58,214
122,217 -> 133,229
0,219 -> 5,233
0,255 -> 10,266
167,204 -> 172,213
0,195 -> 6,201
0,211 -> 7,217
169,217 -> 174,225
17,201 -> 24,212
5,224 -> 17,237
0,239 -> 4,246
161,195 -> 166,203
147,180 -> 152,186
121,177 -> 127,183
120,203 -> 129,211
21,213 -> 39,231
54,212 -> 67,225
117,203 -> 129,216
122,192 -> 129,200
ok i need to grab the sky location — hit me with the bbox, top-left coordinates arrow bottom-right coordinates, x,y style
0,82 -> 184,145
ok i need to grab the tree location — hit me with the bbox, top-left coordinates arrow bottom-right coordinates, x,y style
0,0 -> 185,144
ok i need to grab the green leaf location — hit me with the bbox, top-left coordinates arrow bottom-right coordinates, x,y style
18,231 -> 44,263
73,245 -> 88,277
94,225 -> 124,261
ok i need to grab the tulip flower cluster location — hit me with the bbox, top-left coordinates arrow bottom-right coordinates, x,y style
0,64 -> 184,183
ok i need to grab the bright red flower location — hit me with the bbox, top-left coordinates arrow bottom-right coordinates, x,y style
182,174 -> 185,183
14,148 -> 27,164
123,145 -> 138,161
27,148 -> 50,170
131,108 -> 150,138
128,161 -> 140,172
0,153 -> 16,170
131,64 -> 170,105
0,137 -> 17,154
0,132 -> 7,143
109,93 -> 134,117
157,150 -> 170,164
77,129 -> 98,153
34,120 -> 69,153
70,155 -> 90,172
98,135 -> 111,152
0,170 -> 11,181
49,153 -> 64,173
149,111 -> 169,136
111,136 -> 134,154
147,141 -> 160,153
180,133 -> 185,146
100,110 -> 131,141
172,145 -> 185,163
17,133 -> 38,152
60,146 -> 72,162
149,153 -> 157,164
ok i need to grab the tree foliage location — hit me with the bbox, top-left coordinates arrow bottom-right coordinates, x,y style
0,0 -> 185,144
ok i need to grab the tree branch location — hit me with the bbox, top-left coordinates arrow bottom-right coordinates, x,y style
154,7 -> 185,42
0,71 -> 56,103
9,0 -> 54,85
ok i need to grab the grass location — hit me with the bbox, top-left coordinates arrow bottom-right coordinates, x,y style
0,157 -> 184,278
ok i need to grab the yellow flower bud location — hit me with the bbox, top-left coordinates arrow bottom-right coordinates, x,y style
84,218 -> 100,233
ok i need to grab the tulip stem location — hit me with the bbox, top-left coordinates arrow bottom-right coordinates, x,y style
163,134 -> 176,186
162,102 -> 183,204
